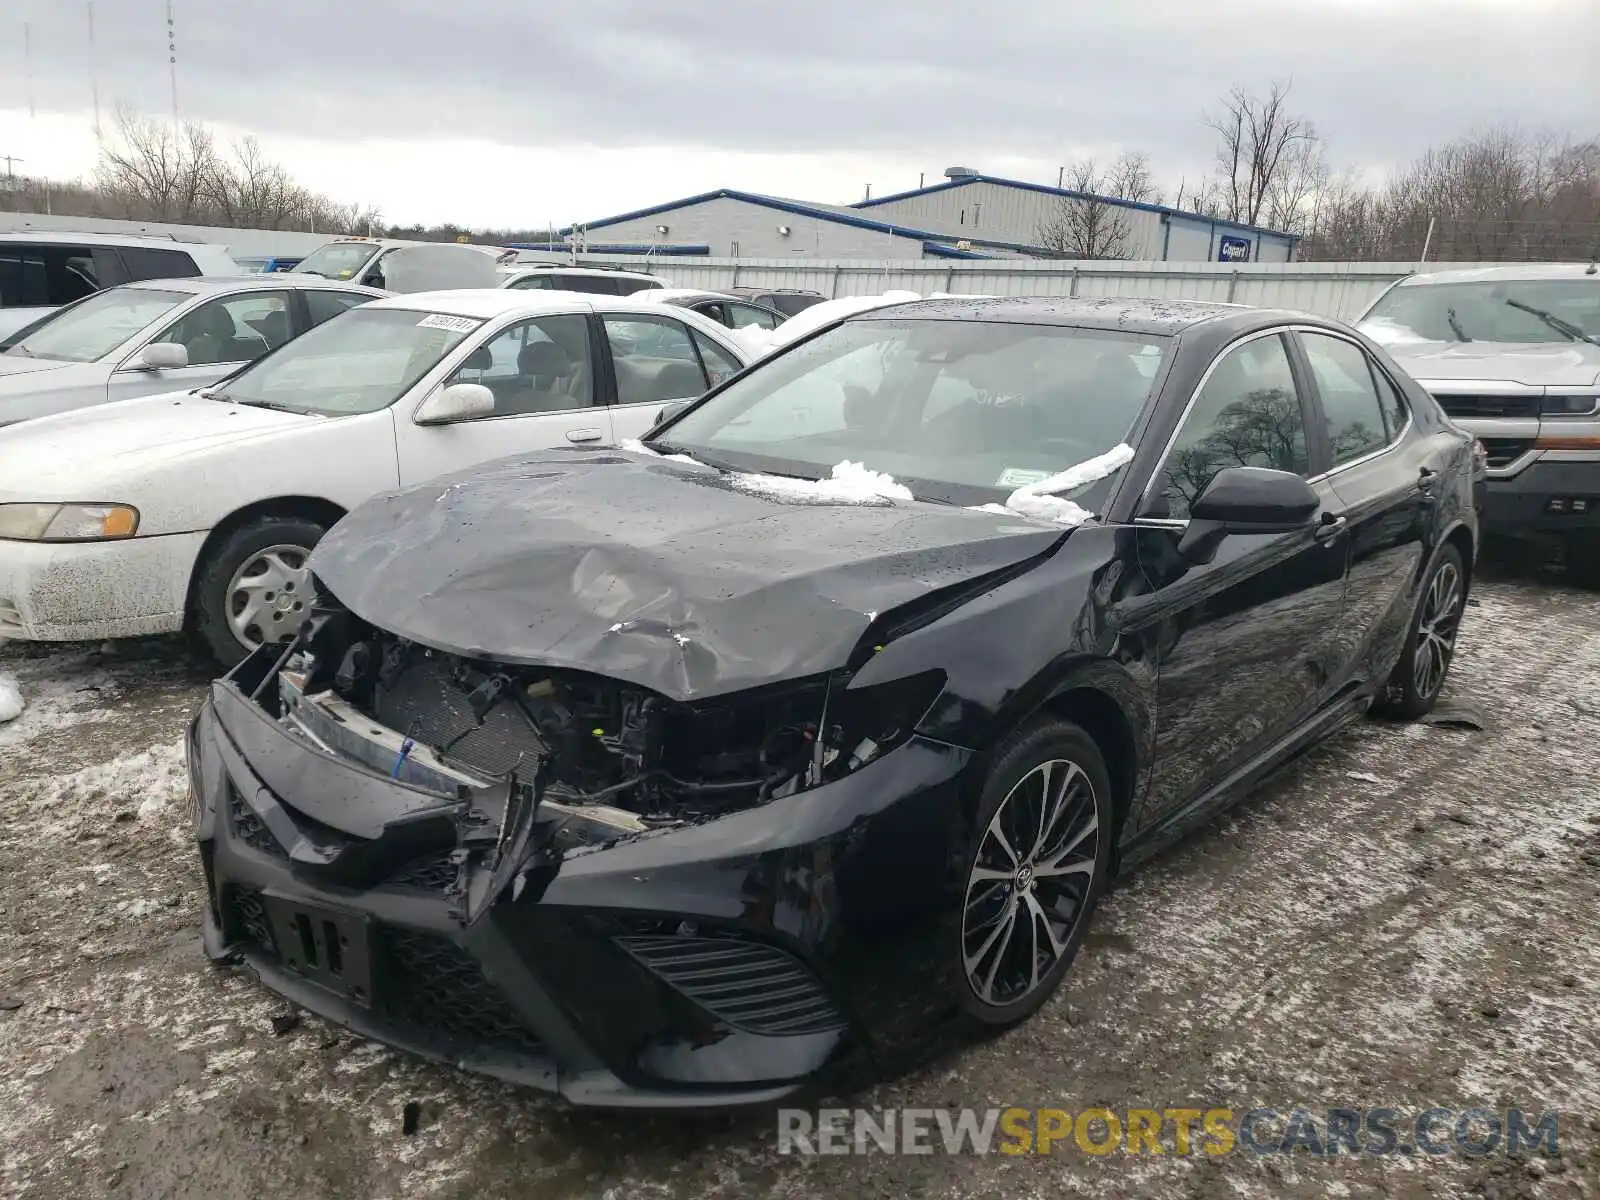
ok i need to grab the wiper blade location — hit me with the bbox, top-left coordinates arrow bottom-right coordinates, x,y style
1504,298 -> 1599,346
1445,307 -> 1471,343
231,397 -> 303,413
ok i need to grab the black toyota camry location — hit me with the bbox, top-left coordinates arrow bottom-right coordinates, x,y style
188,297 -> 1479,1109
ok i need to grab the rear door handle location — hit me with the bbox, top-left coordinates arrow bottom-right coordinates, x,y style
566,428 -> 603,443
1314,514 -> 1348,543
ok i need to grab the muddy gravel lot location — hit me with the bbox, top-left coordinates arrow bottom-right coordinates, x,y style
1,555 -> 1597,1200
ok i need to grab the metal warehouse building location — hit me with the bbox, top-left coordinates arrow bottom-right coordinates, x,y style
540,167 -> 1298,263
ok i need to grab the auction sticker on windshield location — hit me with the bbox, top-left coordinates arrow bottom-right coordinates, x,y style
996,468 -> 1053,488
416,314 -> 482,333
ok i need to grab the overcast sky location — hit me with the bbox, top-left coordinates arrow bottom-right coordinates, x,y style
2,0 -> 1595,227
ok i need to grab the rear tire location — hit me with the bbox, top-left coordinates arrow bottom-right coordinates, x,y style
1373,543 -> 1465,720
190,515 -> 325,669
952,718 -> 1114,1028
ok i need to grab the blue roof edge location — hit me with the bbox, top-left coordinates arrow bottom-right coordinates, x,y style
506,242 -> 711,256
854,175 -> 1301,243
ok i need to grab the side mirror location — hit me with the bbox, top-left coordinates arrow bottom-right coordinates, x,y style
1177,466 -> 1320,564
415,382 -> 495,426
652,399 -> 692,428
139,342 -> 188,371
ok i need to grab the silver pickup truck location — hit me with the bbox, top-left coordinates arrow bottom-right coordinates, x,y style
1357,263 -> 1600,585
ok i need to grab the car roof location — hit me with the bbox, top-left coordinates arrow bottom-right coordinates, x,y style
120,275 -> 381,296
499,265 -> 661,281
0,229 -> 228,251
366,288 -> 696,320
642,288 -> 737,304
1393,263 -> 1600,287
856,295 -> 1265,336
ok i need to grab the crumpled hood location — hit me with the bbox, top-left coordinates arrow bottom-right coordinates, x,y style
310,449 -> 1066,700
1369,338 -> 1600,388
0,392 -> 314,500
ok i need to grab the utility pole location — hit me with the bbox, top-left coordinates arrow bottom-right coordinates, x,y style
1,154 -> 24,181
89,3 -> 103,139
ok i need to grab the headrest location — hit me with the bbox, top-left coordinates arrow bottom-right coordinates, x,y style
519,340 -> 573,376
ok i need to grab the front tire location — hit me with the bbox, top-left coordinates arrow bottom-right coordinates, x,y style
954,718 -> 1114,1028
190,516 -> 325,668
1373,543 -> 1466,720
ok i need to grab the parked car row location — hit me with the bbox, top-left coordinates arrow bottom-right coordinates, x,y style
174,292 -> 1481,1110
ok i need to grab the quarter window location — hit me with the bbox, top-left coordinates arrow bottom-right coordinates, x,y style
1300,331 -> 1391,465
1371,365 -> 1411,440
1147,333 -> 1309,520
603,315 -> 710,404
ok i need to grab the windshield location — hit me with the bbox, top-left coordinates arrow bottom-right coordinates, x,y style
655,319 -> 1169,506
216,306 -> 483,416
294,242 -> 380,280
1,287 -> 188,362
1362,279 -> 1600,345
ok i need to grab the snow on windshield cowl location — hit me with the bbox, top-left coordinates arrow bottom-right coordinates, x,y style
970,443 -> 1135,527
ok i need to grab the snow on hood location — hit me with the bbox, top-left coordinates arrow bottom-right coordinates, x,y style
0,391 -> 313,500
622,439 -> 913,505
970,443 -> 1135,527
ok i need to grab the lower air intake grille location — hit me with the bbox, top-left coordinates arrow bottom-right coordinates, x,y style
228,782 -> 288,859
368,654 -> 545,779
387,851 -> 460,892
1431,393 -> 1541,420
231,889 -> 275,954
616,934 -> 846,1036
380,929 -> 545,1058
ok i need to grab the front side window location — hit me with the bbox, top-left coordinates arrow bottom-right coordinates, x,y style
1361,278 -> 1600,345
657,318 -> 1170,506
508,274 -> 553,290
445,314 -> 594,415
1147,333 -> 1309,520
1300,331 -> 1391,465
214,306 -> 482,416
604,315 -> 710,404
1,286 -> 187,362
154,292 -> 292,364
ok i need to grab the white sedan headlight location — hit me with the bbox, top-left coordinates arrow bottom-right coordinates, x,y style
0,502 -> 140,542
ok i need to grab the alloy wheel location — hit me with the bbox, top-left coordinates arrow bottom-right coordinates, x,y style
226,543 -> 313,651
961,759 -> 1101,1008
1412,561 -> 1462,700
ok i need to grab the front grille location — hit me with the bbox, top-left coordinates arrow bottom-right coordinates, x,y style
380,928 -> 545,1058
232,889 -> 276,953
228,781 -> 288,859
369,654 -> 544,779
1431,393 -> 1541,420
388,851 -> 460,892
1477,437 -> 1536,469
617,934 -> 846,1036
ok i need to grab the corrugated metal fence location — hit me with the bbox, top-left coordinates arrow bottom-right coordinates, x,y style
553,256 -> 1501,320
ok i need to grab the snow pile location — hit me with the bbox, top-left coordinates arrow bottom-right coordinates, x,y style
0,673 -> 21,724
971,443 -> 1135,527
730,290 -> 924,359
731,460 -> 913,505
618,438 -> 697,464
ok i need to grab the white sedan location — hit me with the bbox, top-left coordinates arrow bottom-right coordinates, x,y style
0,289 -> 750,664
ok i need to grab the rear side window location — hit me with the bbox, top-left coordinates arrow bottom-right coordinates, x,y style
603,315 -> 709,404
0,249 -> 50,307
119,247 -> 202,282
305,289 -> 374,327
1300,331 -> 1392,465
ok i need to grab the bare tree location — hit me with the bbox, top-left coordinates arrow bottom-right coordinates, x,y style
1036,159 -> 1138,258
1104,151 -> 1162,205
1205,79 -> 1322,227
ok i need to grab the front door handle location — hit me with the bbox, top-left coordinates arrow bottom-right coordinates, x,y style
1314,514 -> 1348,544
566,428 -> 603,443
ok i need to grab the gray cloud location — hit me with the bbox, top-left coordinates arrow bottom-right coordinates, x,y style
12,0 -> 1599,189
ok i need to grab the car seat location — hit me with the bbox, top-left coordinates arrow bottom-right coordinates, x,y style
497,340 -> 579,414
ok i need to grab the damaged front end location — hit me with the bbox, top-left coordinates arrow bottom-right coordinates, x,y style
190,598 -> 972,1107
